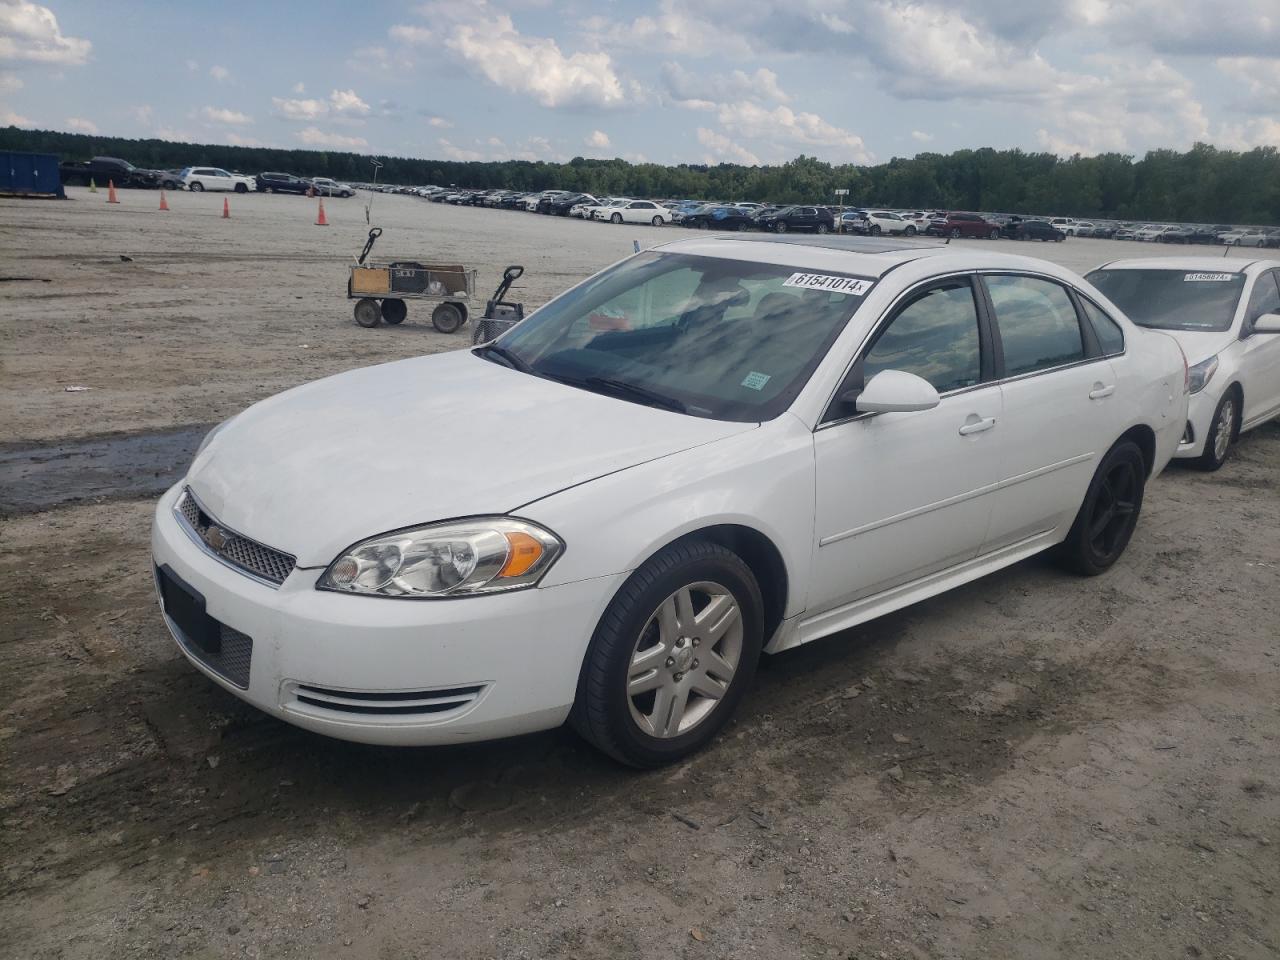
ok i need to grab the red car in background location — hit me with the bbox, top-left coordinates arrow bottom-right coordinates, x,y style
927,212 -> 1001,239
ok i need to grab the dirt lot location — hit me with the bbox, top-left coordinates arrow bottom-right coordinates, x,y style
1,188 -> 1278,960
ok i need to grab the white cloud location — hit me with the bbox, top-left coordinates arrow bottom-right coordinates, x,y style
1215,117 -> 1280,151
292,81 -> 305,94
131,103 -> 152,125
154,125 -> 194,142
661,62 -> 789,108
201,105 -> 251,125
0,1 -> 91,65
65,115 -> 97,134
328,88 -> 370,117
2,106 -> 31,125
716,100 -> 872,163
444,9 -> 626,108
424,114 -> 452,128
0,69 -> 20,92
273,89 -> 370,121
225,132 -> 263,146
696,127 -> 761,166
297,126 -> 368,149
209,64 -> 229,82
437,137 -> 485,161
389,23 -> 432,44
585,129 -> 610,148
346,44 -> 413,73
1217,57 -> 1280,114
581,0 -> 751,57
911,130 -> 933,143
185,58 -> 197,72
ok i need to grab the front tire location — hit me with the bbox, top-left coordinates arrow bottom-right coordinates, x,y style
1057,440 -> 1146,576
1194,391 -> 1238,471
611,213 -> 623,224
353,298 -> 381,328
189,182 -> 205,192
774,221 -> 787,233
234,183 -> 248,194
816,222 -> 830,234
950,227 -> 961,239
904,225 -> 917,236
571,540 -> 764,768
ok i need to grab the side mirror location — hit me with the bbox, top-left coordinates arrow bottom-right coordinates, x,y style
1252,312 -> 1280,334
848,370 -> 941,414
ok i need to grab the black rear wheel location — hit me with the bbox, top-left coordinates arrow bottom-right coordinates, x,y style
432,302 -> 465,333
381,298 -> 407,325
1057,441 -> 1145,575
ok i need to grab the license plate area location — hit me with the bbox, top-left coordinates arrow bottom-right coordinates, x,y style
157,564 -> 221,655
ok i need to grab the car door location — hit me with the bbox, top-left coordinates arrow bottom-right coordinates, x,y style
810,275 -> 1002,613
1238,269 -> 1280,428
978,273 -> 1121,552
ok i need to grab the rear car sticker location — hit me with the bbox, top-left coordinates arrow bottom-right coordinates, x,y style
1183,273 -> 1236,282
783,273 -> 874,295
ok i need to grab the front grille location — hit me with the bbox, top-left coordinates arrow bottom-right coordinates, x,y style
287,682 -> 485,720
176,488 -> 296,586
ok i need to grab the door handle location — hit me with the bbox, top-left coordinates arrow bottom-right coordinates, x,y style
958,416 -> 996,436
1089,383 -> 1116,400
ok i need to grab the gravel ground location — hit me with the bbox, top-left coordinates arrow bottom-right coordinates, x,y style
1,188 -> 1278,960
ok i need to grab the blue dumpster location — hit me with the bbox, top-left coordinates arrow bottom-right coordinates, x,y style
0,150 -> 65,197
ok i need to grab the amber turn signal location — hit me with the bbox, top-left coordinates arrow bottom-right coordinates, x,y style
498,531 -> 544,578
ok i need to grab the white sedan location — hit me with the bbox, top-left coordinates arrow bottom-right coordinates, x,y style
1087,257 -> 1280,469
600,199 -> 668,226
153,237 -> 1187,766
180,166 -> 254,193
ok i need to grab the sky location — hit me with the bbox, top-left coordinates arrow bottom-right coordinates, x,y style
1,0 -> 1279,168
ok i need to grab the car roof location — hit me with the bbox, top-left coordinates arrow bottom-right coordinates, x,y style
1092,256 -> 1280,274
650,235 -> 1087,280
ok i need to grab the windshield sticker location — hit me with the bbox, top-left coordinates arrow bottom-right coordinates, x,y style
1183,273 -> 1235,282
783,272 -> 873,295
741,371 -> 772,391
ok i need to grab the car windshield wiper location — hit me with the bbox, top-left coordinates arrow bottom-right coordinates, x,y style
570,375 -> 687,414
475,343 -> 532,373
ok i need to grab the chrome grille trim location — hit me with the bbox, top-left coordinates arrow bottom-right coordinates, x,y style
174,487 -> 297,587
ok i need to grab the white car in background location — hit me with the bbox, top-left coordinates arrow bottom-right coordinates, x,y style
1051,217 -> 1078,235
586,198 -> 632,220
860,210 -> 920,236
154,235 -> 1186,767
601,199 -> 669,226
1134,224 -> 1171,242
1073,222 -> 1097,238
180,167 -> 254,193
1087,257 -> 1280,470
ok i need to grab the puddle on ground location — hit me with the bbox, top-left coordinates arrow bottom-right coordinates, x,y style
0,424 -> 215,515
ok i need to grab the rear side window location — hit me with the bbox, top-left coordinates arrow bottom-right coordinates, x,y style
862,280 -> 982,393
1080,299 -> 1125,355
985,275 -> 1085,376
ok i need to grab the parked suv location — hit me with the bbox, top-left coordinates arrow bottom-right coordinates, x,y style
928,212 -> 1001,239
181,167 -> 254,193
255,172 -> 311,194
756,205 -> 835,234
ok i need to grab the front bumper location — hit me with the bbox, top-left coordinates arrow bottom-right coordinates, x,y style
1174,389 -> 1218,459
151,483 -> 623,746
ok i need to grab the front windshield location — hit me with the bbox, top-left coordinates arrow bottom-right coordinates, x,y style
489,252 -> 874,422
1085,268 -> 1244,332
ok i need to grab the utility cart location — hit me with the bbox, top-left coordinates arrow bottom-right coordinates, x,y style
348,259 -> 477,332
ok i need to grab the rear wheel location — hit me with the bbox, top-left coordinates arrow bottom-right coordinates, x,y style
432,302 -> 465,333
870,224 -> 881,236
353,298 -> 381,328
775,221 -> 788,233
904,225 -> 917,236
1194,391 -> 1238,471
651,215 -> 664,226
989,228 -> 1000,240
571,539 -> 764,768
1057,440 -> 1145,576
950,227 -> 961,239
190,181 -> 205,192
380,298 -> 407,325
816,222 -> 829,234
737,221 -> 751,232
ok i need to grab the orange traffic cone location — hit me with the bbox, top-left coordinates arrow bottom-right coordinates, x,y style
106,180 -> 120,204
222,197 -> 230,219
315,200 -> 328,226
159,190 -> 169,211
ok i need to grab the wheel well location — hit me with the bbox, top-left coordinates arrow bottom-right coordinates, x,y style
668,525 -> 788,643
1118,424 -> 1156,477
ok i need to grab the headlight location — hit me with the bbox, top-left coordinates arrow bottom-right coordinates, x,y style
1187,355 -> 1219,395
317,518 -> 563,599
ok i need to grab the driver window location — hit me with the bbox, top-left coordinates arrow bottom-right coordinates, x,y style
862,281 -> 982,393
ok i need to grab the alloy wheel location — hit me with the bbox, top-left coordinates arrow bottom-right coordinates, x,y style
1214,398 -> 1235,462
1087,460 -> 1139,560
626,581 -> 743,739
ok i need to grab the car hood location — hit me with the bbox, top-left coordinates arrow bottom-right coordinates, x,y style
187,350 -> 755,566
1150,328 -> 1237,365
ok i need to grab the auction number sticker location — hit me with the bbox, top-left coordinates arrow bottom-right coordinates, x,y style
1183,272 -> 1235,282
741,371 -> 772,391
783,272 -> 874,295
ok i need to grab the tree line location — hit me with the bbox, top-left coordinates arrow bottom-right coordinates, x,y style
3,126 -> 1278,224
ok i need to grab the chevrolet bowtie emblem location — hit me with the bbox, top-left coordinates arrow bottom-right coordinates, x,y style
203,525 -> 229,551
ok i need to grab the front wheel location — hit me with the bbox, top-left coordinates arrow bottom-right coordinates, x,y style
353,298 -> 381,328
571,540 -> 764,768
816,222 -> 829,234
904,225 -> 916,236
950,227 -> 961,239
1056,440 -> 1146,576
774,221 -> 788,233
869,224 -> 881,236
1194,392 -> 1238,471
989,228 -> 1001,240
611,213 -> 623,224
234,183 -> 248,194
189,182 -> 205,192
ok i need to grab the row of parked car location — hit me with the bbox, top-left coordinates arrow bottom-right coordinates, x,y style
57,156 -> 358,197
376,185 -> 1280,246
